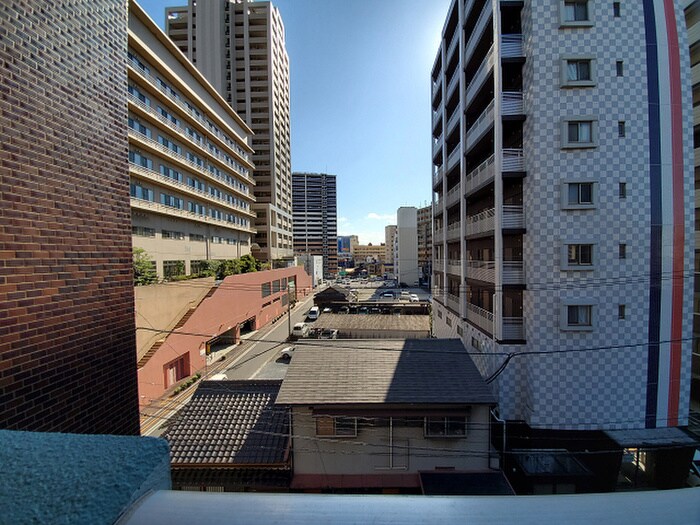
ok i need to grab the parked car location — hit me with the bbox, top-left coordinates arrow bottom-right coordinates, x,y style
381,292 -> 394,299
307,306 -> 320,321
291,322 -> 309,339
319,329 -> 338,339
279,346 -> 295,361
400,291 -> 410,300
322,307 -> 332,313
409,294 -> 420,302
338,306 -> 350,314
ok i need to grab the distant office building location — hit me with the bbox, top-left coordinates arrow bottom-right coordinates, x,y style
129,3 -> 256,279
337,235 -> 359,268
353,243 -> 386,276
431,0 -> 694,489
384,225 -> 397,278
0,0 -> 139,434
292,172 -> 338,277
396,207 -> 419,286
417,205 -> 432,284
166,0 -> 294,262
296,254 -> 324,287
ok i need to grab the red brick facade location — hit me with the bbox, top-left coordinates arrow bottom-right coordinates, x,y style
0,1 -> 140,434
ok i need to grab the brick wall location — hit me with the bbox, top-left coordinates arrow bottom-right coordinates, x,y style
0,1 -> 140,434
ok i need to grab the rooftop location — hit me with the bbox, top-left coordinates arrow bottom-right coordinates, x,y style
276,339 -> 496,406
309,313 -> 430,333
164,380 -> 289,467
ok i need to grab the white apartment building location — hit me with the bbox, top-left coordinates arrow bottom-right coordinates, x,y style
431,0 -> 694,458
129,3 -> 256,279
166,0 -> 293,262
395,207 -> 420,286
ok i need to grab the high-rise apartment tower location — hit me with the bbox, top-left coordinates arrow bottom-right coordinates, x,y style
292,172 -> 338,278
431,0 -> 694,463
166,0 -> 293,262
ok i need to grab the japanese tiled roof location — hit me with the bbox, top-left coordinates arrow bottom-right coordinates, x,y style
164,380 -> 289,467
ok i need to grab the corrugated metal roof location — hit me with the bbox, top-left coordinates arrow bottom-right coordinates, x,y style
275,339 -> 496,405
163,381 -> 289,466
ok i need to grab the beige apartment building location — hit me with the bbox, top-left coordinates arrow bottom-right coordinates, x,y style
166,0 -> 294,262
129,4 -> 256,279
384,225 -> 397,278
417,205 -> 432,284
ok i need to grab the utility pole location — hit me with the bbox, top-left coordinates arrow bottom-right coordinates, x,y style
287,283 -> 292,339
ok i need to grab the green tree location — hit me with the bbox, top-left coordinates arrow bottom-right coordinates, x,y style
239,254 -> 258,273
133,248 -> 157,286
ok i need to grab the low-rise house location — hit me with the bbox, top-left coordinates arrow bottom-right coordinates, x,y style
164,380 -> 291,492
275,339 -> 502,493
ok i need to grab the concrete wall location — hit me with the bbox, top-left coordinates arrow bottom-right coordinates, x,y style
291,405 -> 491,478
397,207 -> 419,285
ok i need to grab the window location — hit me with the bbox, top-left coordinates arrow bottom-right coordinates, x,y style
132,226 -> 155,237
563,181 -> 595,209
560,0 -> 592,26
261,282 -> 271,298
619,243 -> 627,259
567,244 -> 593,267
130,183 -> 153,202
316,416 -> 357,437
163,260 -> 185,280
162,230 -> 185,240
160,193 -> 183,209
618,121 -> 626,138
561,58 -> 594,87
425,416 -> 467,438
616,61 -> 624,77
618,304 -> 626,319
189,233 -> 205,242
619,182 -> 627,198
562,119 -> 597,148
567,304 -> 592,327
613,2 -> 620,17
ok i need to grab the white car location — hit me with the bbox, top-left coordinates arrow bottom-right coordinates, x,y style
292,322 -> 309,339
279,346 -> 295,360
409,294 -> 420,302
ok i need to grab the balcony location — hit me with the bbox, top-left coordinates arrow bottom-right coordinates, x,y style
447,27 -> 460,61
131,198 -> 255,234
465,45 -> 495,107
465,302 -> 494,335
447,259 -> 461,276
501,34 -> 524,59
432,106 -> 443,131
432,166 -> 443,188
446,222 -> 461,241
464,0 -> 493,67
464,154 -> 495,197
446,146 -> 461,171
465,207 -> 495,237
465,260 -> 525,284
465,99 -> 495,152
446,292 -> 461,315
501,317 -> 525,340
445,183 -> 461,209
434,227 -> 445,243
446,107 -> 461,134
432,137 -> 443,158
432,75 -> 443,98
434,194 -> 443,211
502,148 -> 524,172
434,258 -> 445,270
503,205 -> 525,229
502,92 -> 523,116
446,67 -> 460,97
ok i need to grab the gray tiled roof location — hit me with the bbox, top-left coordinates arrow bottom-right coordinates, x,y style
164,380 -> 289,466
275,339 -> 496,406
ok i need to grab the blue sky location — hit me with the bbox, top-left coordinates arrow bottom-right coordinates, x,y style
139,0 -> 450,245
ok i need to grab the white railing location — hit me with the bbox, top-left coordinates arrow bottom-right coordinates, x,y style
446,107 -> 461,134
464,1 -> 493,67
464,154 -> 495,196
465,207 -> 495,237
501,34 -> 524,58
465,99 -> 495,151
465,302 -> 494,334
434,258 -> 445,269
503,261 -> 525,284
130,197 -> 255,233
502,317 -> 525,340
129,163 -> 254,216
432,137 -> 442,158
432,106 -> 443,129
447,259 -> 461,276
466,260 -> 495,282
503,205 -> 525,229
446,293 -> 461,315
433,166 -> 443,187
447,146 -> 461,171
502,148 -> 524,172
446,222 -> 461,241
434,195 -> 443,211
446,184 -> 461,208
465,45 -> 495,105
434,227 -> 445,241
502,91 -> 523,115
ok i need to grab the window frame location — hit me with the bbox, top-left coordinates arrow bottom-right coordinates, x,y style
424,416 -> 468,438
315,416 -> 358,438
562,118 -> 598,149
560,57 -> 596,88
561,180 -> 597,210
561,242 -> 596,270
559,0 -> 594,27
560,299 -> 596,331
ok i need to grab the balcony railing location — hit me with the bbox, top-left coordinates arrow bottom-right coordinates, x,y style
434,195 -> 443,211
447,259 -> 461,276
465,208 -> 495,237
432,75 -> 442,98
446,146 -> 461,171
446,222 -> 461,241
446,107 -> 461,134
464,154 -> 495,196
434,227 -> 445,242
432,106 -> 443,129
503,261 -> 525,284
464,1 -> 493,68
465,99 -> 495,151
465,45 -> 495,106
465,260 -> 525,284
433,166 -> 443,188
502,317 -> 525,340
502,91 -> 523,116
502,148 -> 524,172
446,67 -> 460,97
447,28 -> 460,60
465,302 -> 494,335
446,184 -> 461,208
432,137 -> 442,158
501,34 -> 524,58
446,293 -> 461,315
503,205 -> 525,229
131,197 -> 255,233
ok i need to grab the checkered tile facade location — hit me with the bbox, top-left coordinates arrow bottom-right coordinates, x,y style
433,0 -> 694,430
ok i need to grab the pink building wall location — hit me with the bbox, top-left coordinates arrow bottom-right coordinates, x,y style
138,267 -> 312,407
